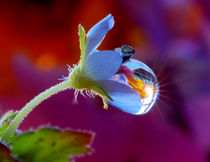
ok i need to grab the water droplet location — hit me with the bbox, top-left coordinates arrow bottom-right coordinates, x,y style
124,59 -> 159,114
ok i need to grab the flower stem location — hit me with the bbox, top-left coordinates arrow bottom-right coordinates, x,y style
2,79 -> 71,143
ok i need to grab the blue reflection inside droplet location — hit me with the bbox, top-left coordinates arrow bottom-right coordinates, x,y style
124,59 -> 159,114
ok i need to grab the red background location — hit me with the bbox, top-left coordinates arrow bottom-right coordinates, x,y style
0,0 -> 210,161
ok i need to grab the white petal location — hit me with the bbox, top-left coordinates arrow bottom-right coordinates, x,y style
124,58 -> 155,76
84,50 -> 122,80
99,80 -> 142,114
85,14 -> 114,56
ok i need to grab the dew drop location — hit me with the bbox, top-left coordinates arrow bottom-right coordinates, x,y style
124,59 -> 159,114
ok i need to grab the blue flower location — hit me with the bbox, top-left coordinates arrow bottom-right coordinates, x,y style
69,14 -> 159,115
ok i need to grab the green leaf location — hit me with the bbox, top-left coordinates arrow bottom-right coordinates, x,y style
78,24 -> 86,69
0,111 -> 18,142
0,111 -> 18,127
0,142 -> 18,162
11,127 -> 94,162
0,122 -> 10,137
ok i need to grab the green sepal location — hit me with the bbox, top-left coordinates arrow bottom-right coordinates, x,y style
78,24 -> 86,69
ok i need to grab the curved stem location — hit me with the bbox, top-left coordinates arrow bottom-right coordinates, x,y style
2,79 -> 71,143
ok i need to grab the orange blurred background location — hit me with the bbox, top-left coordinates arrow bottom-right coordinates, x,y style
0,0 -> 210,162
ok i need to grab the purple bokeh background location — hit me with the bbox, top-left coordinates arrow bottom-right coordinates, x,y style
0,0 -> 210,161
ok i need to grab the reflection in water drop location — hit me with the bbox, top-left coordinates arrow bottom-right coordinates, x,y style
124,59 -> 159,114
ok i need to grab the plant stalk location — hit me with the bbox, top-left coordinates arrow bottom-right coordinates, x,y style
2,79 -> 71,143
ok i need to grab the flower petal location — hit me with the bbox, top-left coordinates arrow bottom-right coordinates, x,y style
86,14 -> 114,56
124,58 -> 156,76
84,50 -> 122,80
99,80 -> 141,114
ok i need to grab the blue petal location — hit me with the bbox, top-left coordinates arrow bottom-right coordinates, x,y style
124,58 -> 156,76
85,14 -> 114,56
99,80 -> 142,114
84,50 -> 122,80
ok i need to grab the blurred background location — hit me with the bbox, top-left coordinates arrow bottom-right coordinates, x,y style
0,0 -> 210,161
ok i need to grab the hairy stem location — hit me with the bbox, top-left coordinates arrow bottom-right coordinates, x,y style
2,80 -> 71,143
